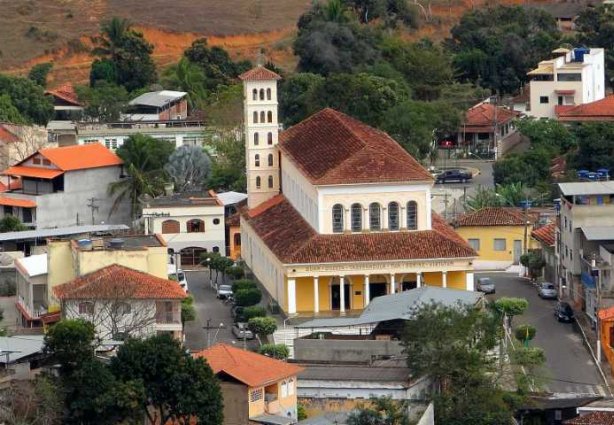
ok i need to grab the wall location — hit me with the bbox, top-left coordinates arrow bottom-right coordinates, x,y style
456,225 -> 536,264
294,339 -> 404,363
229,225 -> 241,260
77,126 -> 206,150
46,240 -> 76,310
220,381 -> 249,425
281,156 -> 319,230
77,246 -> 168,279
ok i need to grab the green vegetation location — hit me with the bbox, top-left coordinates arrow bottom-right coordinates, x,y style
28,62 -> 53,87
520,251 -> 546,280
181,295 -> 196,325
231,279 -> 258,293
0,74 -> 54,125
235,287 -> 263,307
75,82 -> 129,123
514,324 -> 537,344
348,396 -> 410,425
0,216 -> 27,233
248,316 -> 278,343
164,145 -> 212,192
258,343 -> 290,359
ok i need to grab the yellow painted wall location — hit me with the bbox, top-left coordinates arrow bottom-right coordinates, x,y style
423,272 -> 442,287
77,247 -> 167,279
319,277 -> 331,311
248,386 -> 265,418
456,225 -> 537,262
296,277 -> 314,312
47,240 -> 76,310
350,276 -> 365,310
229,226 -> 241,260
447,271 -> 466,289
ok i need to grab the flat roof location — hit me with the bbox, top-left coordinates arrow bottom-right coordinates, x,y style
216,191 -> 247,206
559,181 -> 614,196
144,191 -> 220,208
581,226 -> 614,241
298,364 -> 409,382
15,254 -> 47,277
0,335 -> 45,363
129,90 -> 187,108
0,224 -> 129,242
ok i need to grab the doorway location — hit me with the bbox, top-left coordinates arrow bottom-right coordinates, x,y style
402,281 -> 417,291
331,282 -> 351,311
513,240 -> 522,264
369,282 -> 387,300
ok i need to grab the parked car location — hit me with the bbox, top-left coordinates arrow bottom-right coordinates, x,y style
476,277 -> 496,294
554,301 -> 574,322
231,305 -> 245,322
435,169 -> 473,184
232,322 -> 254,340
537,282 -> 557,299
216,284 -> 233,299
168,265 -> 189,293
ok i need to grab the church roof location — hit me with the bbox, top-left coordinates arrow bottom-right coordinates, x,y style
242,195 -> 476,264
279,108 -> 433,185
238,66 -> 282,81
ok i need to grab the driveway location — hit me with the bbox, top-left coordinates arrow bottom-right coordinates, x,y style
479,272 -> 608,396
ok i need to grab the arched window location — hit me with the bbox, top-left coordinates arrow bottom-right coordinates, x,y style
268,175 -> 274,188
253,132 -> 259,145
388,202 -> 399,231
187,219 -> 204,233
369,203 -> 381,231
267,88 -> 272,100
234,233 -> 241,246
281,380 -> 288,397
253,111 -> 258,123
332,204 -> 344,233
267,132 -> 273,145
351,203 -> 362,232
161,219 -> 180,234
252,89 -> 257,100
259,89 -> 265,100
256,176 -> 261,189
260,111 -> 265,123
268,154 -> 274,166
267,111 -> 273,123
406,201 -> 417,230
255,154 -> 260,167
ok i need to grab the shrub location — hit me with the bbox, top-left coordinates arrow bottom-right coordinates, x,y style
298,404 -> 307,421
235,288 -> 262,307
248,317 -> 278,339
226,265 -> 245,280
514,324 -> 536,342
243,306 -> 267,321
258,344 -> 289,359
232,279 -> 257,293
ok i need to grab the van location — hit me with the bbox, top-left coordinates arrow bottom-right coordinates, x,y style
168,264 -> 189,293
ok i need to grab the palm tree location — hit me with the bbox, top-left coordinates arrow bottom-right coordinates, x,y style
92,17 -> 131,61
161,58 -> 207,108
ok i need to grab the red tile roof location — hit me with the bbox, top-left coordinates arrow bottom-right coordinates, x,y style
242,195 -> 476,264
3,166 -> 64,179
532,223 -> 556,247
37,144 -> 123,171
238,66 -> 282,81
455,207 -> 535,227
598,306 -> 614,321
463,103 -> 520,132
45,83 -> 81,106
279,108 -> 433,185
0,197 -> 36,208
0,125 -> 19,143
53,264 -> 186,300
0,178 -> 21,193
556,95 -> 614,122
565,412 -> 614,424
193,343 -> 303,387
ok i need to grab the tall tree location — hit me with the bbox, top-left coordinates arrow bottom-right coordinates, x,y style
75,82 -> 129,123
164,145 -> 212,192
575,5 -> 614,87
161,58 -> 207,108
0,74 -> 54,125
28,62 -> 54,87
0,94 -> 27,124
206,133 -> 246,192
44,319 -> 96,374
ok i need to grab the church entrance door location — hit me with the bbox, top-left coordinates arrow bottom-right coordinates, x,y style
331,283 -> 351,311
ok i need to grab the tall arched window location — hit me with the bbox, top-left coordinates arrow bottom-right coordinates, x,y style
253,111 -> 258,123
260,111 -> 265,122
256,176 -> 261,189
267,132 -> 273,145
161,219 -> 180,234
234,233 -> 241,246
266,88 -> 271,100
332,204 -> 344,233
268,154 -> 273,166
351,203 -> 362,232
406,201 -> 417,230
252,89 -> 257,100
255,154 -> 260,167
388,202 -> 399,231
369,203 -> 381,231
187,219 -> 204,233
259,89 -> 265,100
267,111 -> 273,123
268,175 -> 274,188
253,132 -> 259,145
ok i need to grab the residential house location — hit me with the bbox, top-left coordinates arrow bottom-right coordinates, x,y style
194,343 -> 304,425
0,143 -> 130,229
215,191 -> 247,260
556,94 -> 614,122
53,264 -> 185,341
528,47 -> 605,119
15,234 -> 168,327
532,222 -> 558,282
525,1 -> 600,32
515,394 -> 602,425
142,190 -> 226,267
122,90 -> 188,121
598,307 -> 614,377
0,123 -> 50,170
45,83 -> 84,122
511,85 -> 531,114
453,207 -> 540,270
239,66 -> 477,317
0,335 -> 46,383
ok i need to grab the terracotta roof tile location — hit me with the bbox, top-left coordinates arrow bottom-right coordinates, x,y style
455,207 -> 536,227
279,109 -> 433,185
3,166 -> 64,179
557,95 -> 614,122
242,195 -> 476,264
53,264 -> 186,300
193,343 -> 303,387
565,412 -> 614,424
238,66 -> 282,81
37,144 -> 123,171
45,83 -> 81,106
464,103 -> 520,130
532,223 -> 556,247
0,197 -> 36,208
0,125 -> 19,143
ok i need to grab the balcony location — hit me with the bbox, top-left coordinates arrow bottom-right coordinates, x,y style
155,311 -> 181,324
16,297 -> 47,320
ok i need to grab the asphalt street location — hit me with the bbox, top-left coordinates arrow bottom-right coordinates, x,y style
479,272 -> 608,396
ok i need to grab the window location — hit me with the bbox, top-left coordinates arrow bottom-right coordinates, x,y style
494,239 -> 506,251
288,378 -> 295,395
33,157 -> 41,165
256,176 -> 261,189
116,302 -> 131,315
255,154 -> 260,167
78,302 -> 94,315
268,154 -> 274,167
468,238 -> 480,251
43,159 -> 51,166
260,111 -> 265,123
351,203 -> 363,232
406,201 -> 417,230
213,246 -> 220,253
267,111 -> 273,123
187,219 -> 204,233
539,96 -> 549,104
369,203 -> 381,231
253,111 -> 258,123
161,219 -> 180,234
281,381 -> 288,398
332,204 -> 344,233
259,89 -> 265,100
267,88 -> 271,100
254,132 -> 259,145
558,73 -> 581,82
252,89 -> 258,100
388,202 -> 399,231
234,233 -> 241,246
250,388 -> 263,402
213,218 -> 220,225
268,175 -> 273,188
267,132 -> 273,145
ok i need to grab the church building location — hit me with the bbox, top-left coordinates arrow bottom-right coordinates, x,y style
239,66 -> 477,316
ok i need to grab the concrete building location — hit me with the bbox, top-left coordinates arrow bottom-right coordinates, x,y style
142,190 -> 226,267
123,90 -> 188,121
0,144 -> 130,229
45,83 -> 84,122
531,222 -> 557,283
239,66 -> 477,317
0,335 -> 45,384
528,47 -> 605,119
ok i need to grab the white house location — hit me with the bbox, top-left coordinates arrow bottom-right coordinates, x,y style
528,47 -> 605,119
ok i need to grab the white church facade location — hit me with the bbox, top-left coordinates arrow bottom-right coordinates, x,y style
239,66 -> 477,316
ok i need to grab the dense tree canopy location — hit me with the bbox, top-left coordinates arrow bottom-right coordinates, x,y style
75,81 -> 129,123
575,5 -> 614,87
572,123 -> 614,171
0,74 -> 54,125
0,94 -> 27,124
28,62 -> 53,87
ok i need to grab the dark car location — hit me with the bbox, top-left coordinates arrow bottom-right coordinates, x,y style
476,277 -> 496,294
436,169 -> 473,184
554,301 -> 574,322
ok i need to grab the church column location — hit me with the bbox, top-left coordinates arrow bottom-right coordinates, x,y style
442,271 -> 447,289
344,208 -> 351,232
390,274 -> 396,294
363,207 -> 369,231
382,206 -> 388,230
364,275 -> 370,307
313,276 -> 320,314
416,272 -> 422,288
287,278 -> 297,315
466,272 -> 474,291
340,275 -> 346,315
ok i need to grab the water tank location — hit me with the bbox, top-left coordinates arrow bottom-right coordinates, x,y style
77,239 -> 93,251
108,238 -> 125,249
577,170 -> 590,179
573,48 -> 590,63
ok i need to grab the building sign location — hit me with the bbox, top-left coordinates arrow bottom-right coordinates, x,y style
297,260 -> 460,274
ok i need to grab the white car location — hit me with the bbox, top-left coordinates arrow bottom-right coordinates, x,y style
168,265 -> 189,293
216,284 -> 233,299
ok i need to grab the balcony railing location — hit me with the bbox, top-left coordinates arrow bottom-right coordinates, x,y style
17,297 -> 47,319
155,312 -> 181,324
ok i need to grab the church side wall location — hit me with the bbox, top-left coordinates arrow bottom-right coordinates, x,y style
281,156 -> 319,231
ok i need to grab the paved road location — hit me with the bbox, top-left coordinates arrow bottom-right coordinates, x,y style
479,272 -> 608,396
184,270 -> 258,352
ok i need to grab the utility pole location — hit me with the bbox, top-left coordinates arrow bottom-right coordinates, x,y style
86,197 -> 100,225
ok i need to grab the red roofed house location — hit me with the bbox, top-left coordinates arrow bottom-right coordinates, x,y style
556,94 -> 614,122
458,102 -> 521,159
238,66 -> 477,317
0,123 -> 50,170
1,143 -> 130,228
531,222 -> 557,282
194,343 -> 303,425
45,83 -> 83,122
53,264 -> 185,341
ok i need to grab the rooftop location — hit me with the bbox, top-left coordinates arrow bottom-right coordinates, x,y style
556,95 -> 614,122
454,207 -> 536,227
193,343 -> 303,387
129,90 -> 187,108
279,108 -> 433,185
71,234 -> 165,251
581,226 -> 614,241
0,124 -> 19,143
0,224 -> 129,243
15,254 -> 47,278
238,65 -> 282,81
0,196 -> 36,208
45,83 -> 81,106
565,412 -> 614,425
53,264 -> 185,300
532,223 -> 556,247
143,191 -> 221,208
243,195 -> 476,264
215,191 -> 248,206
0,335 -> 45,364
298,364 -> 409,382
559,181 -> 614,196
463,103 -> 520,132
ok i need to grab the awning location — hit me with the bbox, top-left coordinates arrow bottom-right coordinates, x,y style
0,197 -> 36,208
3,166 -> 63,179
